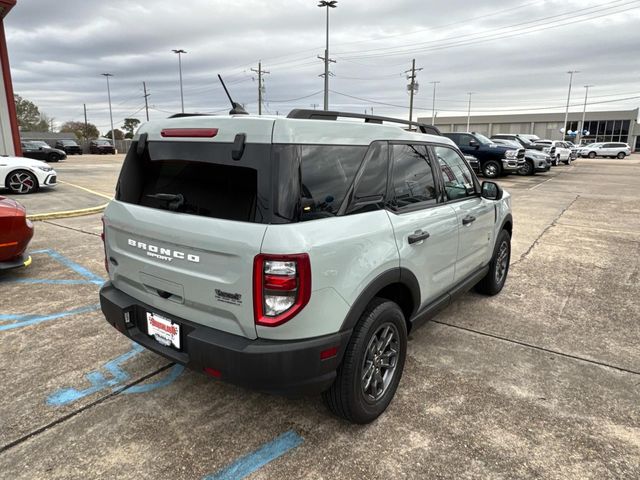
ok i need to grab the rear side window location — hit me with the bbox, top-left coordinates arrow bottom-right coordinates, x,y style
117,141 -> 272,223
389,144 -> 437,209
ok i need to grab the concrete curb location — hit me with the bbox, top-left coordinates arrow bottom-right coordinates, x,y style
27,203 -> 109,221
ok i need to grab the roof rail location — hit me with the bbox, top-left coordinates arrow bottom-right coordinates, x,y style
168,113 -> 213,119
287,109 -> 441,136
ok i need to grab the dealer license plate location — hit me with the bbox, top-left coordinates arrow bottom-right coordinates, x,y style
146,312 -> 181,349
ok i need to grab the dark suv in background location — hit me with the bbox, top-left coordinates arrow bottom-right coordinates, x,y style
90,139 -> 116,154
443,132 -> 525,178
55,140 -> 83,155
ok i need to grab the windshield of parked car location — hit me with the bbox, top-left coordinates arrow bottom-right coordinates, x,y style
61,140 -> 78,145
494,139 -> 521,148
31,141 -> 49,147
96,140 -> 112,145
474,133 -> 493,145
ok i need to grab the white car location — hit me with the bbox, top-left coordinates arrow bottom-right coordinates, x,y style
0,156 -> 58,194
533,140 -> 572,166
578,142 -> 631,159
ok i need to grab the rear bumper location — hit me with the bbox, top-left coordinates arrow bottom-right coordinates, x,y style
99,282 -> 350,396
0,254 -> 31,271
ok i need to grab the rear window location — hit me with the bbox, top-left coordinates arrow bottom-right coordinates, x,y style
117,141 -> 272,223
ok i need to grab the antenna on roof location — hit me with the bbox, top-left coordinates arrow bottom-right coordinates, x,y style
218,75 -> 248,115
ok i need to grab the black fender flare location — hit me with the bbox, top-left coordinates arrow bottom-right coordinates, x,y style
500,213 -> 513,235
339,268 -> 421,332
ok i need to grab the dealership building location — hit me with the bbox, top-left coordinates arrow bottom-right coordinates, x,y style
0,0 -> 19,156
418,108 -> 640,150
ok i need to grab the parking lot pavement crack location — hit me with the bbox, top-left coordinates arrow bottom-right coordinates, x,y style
0,363 -> 174,455
431,320 -> 640,377
511,194 -> 580,268
41,220 -> 101,237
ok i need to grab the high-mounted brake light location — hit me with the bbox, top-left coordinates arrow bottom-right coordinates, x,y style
160,128 -> 219,138
253,254 -> 311,327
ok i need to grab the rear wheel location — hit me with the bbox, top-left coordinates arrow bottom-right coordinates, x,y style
617,152 -> 625,159
6,170 -> 39,194
322,298 -> 407,424
482,160 -> 501,178
476,229 -> 511,296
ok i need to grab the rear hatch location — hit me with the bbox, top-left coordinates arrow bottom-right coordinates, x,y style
104,117 -> 276,340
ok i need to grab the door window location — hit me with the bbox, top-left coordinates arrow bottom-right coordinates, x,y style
389,144 -> 437,209
433,146 -> 476,201
457,134 -> 476,147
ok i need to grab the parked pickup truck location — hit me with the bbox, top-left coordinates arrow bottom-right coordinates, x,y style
443,132 -> 525,178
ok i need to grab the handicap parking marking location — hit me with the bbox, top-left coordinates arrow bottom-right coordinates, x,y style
5,249 -> 104,286
0,304 -> 101,332
202,430 -> 304,480
47,341 -> 184,407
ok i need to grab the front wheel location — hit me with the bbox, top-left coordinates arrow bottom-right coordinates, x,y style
48,153 -> 61,162
588,151 -> 596,159
519,160 -> 534,176
6,170 -> 39,194
322,298 -> 407,424
617,152 -> 625,159
475,229 -> 511,296
482,160 -> 501,179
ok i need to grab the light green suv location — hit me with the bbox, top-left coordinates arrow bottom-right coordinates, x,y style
99,110 -> 513,423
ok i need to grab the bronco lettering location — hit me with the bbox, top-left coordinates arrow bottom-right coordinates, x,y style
127,238 -> 200,263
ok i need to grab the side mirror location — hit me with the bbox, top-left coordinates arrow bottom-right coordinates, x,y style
469,139 -> 479,147
39,147 -> 44,150
481,181 -> 503,200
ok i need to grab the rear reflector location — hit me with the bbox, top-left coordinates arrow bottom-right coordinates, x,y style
160,128 -> 219,138
204,367 -> 222,379
320,346 -> 338,360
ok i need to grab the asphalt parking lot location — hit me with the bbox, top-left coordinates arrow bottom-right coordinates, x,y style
1,155 -> 639,479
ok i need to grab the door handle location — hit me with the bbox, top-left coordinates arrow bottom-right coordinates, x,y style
462,215 -> 476,226
408,230 -> 430,245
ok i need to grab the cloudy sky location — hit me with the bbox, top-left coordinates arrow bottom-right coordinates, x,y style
5,0 -> 640,134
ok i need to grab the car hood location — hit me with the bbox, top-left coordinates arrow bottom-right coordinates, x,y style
0,156 -> 52,169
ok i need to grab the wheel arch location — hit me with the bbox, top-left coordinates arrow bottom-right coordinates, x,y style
340,268 -> 420,334
500,213 -> 513,237
5,168 -> 40,189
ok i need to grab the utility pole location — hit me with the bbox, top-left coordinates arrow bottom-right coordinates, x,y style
143,81 -> 150,122
318,1 -> 337,111
83,103 -> 88,140
578,85 -> 593,145
406,59 -> 422,128
101,73 -> 115,147
429,81 -> 440,126
466,92 -> 474,131
562,70 -> 579,141
250,61 -> 270,115
172,49 -> 187,113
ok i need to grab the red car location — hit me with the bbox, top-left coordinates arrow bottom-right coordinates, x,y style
0,196 -> 34,270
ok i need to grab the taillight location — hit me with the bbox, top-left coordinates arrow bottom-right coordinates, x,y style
101,217 -> 108,274
253,254 -> 311,327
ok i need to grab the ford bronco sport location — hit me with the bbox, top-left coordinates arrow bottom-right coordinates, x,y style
100,109 -> 513,424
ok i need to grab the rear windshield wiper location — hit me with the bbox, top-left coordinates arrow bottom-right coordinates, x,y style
145,193 -> 185,212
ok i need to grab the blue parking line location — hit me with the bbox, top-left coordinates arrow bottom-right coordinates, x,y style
30,249 -> 104,285
47,341 -> 185,406
202,430 -> 303,480
9,279 -> 101,285
0,304 -> 100,332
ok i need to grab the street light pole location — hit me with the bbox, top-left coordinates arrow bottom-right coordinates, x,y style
101,73 -> 115,147
172,49 -> 187,113
318,1 -> 337,111
562,70 -> 579,141
578,85 -> 593,145
466,92 -> 474,131
430,81 -> 440,126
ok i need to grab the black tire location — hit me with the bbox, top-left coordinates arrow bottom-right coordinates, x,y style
48,153 -> 61,162
520,160 -> 534,176
6,169 -> 39,194
475,229 -> 511,296
482,160 -> 501,179
588,151 -> 596,159
322,298 -> 407,424
617,152 -> 625,159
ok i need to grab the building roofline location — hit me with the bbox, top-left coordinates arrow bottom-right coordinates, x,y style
419,107 -> 640,124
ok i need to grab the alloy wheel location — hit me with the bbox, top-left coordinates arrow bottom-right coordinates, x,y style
8,172 -> 36,193
495,240 -> 510,285
361,323 -> 400,403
